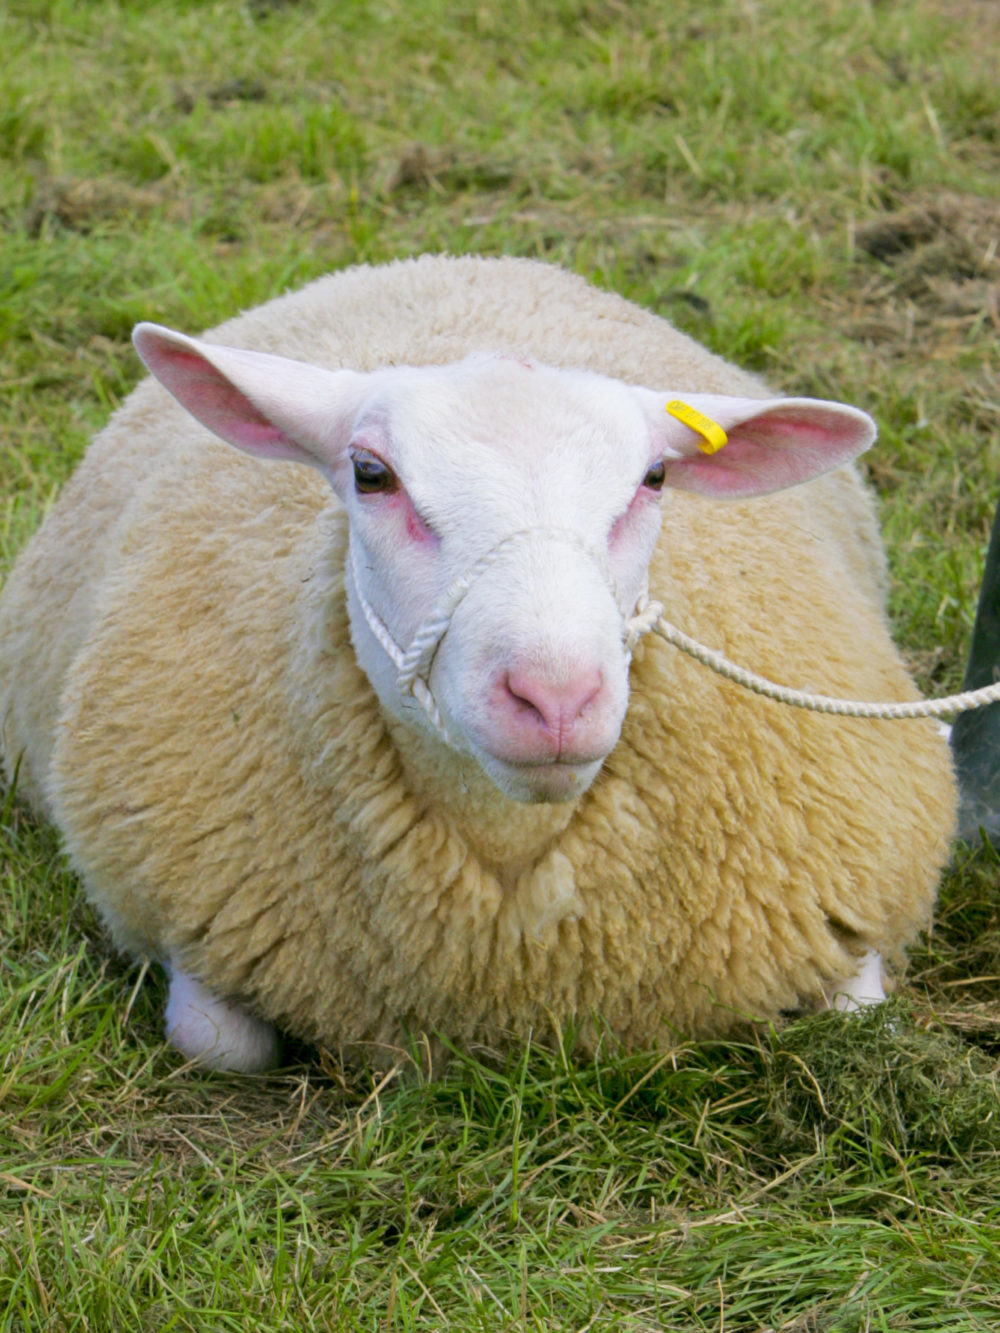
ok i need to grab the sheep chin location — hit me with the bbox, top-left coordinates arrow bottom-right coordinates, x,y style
473,751 -> 606,805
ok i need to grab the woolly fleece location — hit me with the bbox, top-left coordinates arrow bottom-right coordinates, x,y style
0,256 -> 956,1058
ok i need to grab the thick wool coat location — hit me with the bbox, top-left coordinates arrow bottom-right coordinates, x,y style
0,256 -> 956,1056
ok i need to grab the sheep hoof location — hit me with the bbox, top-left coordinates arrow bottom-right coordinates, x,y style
829,948 -> 886,1013
164,967 -> 281,1072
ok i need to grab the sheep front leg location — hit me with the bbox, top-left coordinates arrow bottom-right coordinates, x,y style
164,965 -> 281,1072
828,948 -> 886,1012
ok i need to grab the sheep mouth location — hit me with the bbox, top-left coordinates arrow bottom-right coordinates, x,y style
476,751 -> 607,805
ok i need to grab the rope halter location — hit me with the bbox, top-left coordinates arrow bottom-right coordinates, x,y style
348,520 -> 1000,739
347,526 -> 664,745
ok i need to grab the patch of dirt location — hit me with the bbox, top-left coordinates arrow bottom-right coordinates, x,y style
851,192 -> 1000,347
22,169 -> 327,237
25,175 -> 171,234
173,78 -> 269,114
384,142 -> 517,195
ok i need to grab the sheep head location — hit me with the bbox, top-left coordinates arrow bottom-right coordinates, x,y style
133,324 -> 875,804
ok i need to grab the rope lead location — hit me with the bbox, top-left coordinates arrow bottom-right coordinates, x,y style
349,533 -> 997,739
653,616 -> 1000,720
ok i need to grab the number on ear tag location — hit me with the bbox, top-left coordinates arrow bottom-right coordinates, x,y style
666,400 -> 728,454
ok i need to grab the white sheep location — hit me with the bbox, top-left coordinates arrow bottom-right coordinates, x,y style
0,256 -> 956,1071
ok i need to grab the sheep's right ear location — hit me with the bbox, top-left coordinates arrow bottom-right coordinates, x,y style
132,323 -> 371,469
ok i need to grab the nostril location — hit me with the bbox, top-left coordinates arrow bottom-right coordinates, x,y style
505,676 -> 546,725
504,667 -> 604,735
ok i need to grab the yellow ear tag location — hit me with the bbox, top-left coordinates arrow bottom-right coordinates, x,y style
666,400 -> 728,455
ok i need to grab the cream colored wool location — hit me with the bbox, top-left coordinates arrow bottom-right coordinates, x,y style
0,255 -> 956,1058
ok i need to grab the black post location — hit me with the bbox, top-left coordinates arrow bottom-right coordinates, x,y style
951,492 -> 1000,841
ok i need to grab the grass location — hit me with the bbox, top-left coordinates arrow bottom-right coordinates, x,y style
2,0 -> 1000,1327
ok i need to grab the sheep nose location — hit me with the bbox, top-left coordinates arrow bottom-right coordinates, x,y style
503,666 -> 604,746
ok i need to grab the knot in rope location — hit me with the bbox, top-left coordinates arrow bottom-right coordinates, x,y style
624,591 -> 665,655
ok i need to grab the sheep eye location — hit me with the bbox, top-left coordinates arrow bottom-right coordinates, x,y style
643,460 -> 666,491
352,451 -> 397,495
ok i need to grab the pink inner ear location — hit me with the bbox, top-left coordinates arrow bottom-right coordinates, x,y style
139,340 -> 305,461
663,408 -> 874,499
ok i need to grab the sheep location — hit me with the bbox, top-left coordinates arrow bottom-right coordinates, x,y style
0,255 -> 956,1072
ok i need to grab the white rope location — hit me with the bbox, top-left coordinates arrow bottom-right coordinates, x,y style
652,615 -> 1000,720
396,527 -> 622,695
348,544 -> 451,740
348,533 -> 1000,736
347,528 -> 653,744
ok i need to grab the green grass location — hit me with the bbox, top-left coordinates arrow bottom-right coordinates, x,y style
2,0 -> 1000,1327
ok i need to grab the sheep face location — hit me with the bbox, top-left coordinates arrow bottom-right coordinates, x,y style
132,326 -> 877,805
337,358 -> 667,804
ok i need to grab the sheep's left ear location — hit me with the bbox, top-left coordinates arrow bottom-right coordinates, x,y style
636,391 -> 877,499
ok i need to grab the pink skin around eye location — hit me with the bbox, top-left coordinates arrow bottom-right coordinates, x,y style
366,483 -> 436,546
609,479 -> 659,548
403,495 -> 436,545
351,436 -> 437,546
